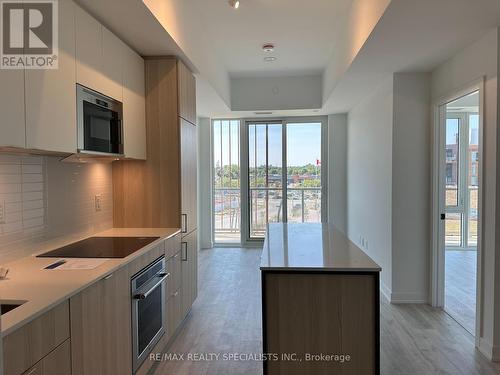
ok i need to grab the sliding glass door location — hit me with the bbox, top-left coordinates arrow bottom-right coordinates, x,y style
244,119 -> 326,240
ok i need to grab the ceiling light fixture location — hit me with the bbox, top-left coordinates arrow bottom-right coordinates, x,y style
228,0 -> 240,9
264,56 -> 276,62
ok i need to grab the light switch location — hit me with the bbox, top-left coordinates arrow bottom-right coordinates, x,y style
0,200 -> 5,224
94,194 -> 102,212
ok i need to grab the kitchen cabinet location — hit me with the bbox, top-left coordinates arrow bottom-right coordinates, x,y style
122,47 -> 146,160
21,339 -> 71,375
178,60 -> 197,125
181,229 -> 198,318
70,266 -> 132,375
181,118 -> 198,235
3,301 -> 70,375
74,4 -> 102,94
0,69 -> 25,148
25,0 -> 77,153
75,5 -> 123,101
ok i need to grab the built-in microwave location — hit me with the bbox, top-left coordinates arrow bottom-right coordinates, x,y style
76,84 -> 123,156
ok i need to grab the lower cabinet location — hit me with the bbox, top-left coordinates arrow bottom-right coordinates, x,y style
22,339 -> 71,375
70,266 -> 132,375
181,230 -> 198,318
3,301 -> 70,375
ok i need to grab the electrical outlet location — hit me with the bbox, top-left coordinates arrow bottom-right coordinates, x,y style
0,201 -> 5,224
94,194 -> 102,212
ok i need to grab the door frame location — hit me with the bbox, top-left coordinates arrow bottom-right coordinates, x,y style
240,116 -> 328,247
430,77 -> 484,343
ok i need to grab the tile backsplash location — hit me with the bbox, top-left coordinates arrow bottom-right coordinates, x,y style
0,154 -> 113,264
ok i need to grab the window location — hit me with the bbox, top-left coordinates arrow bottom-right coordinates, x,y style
212,120 -> 241,244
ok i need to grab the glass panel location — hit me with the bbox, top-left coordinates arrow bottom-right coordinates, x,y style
445,118 -> 460,207
286,122 -> 322,223
137,286 -> 162,355
213,120 -> 241,243
248,123 -> 283,238
445,212 -> 462,248
468,114 -> 479,247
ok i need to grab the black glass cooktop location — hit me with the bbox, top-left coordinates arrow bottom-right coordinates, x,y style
37,237 -> 160,258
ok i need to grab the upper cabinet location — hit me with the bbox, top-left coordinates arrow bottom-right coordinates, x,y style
178,60 -> 197,125
0,2 -> 146,159
75,5 -> 123,101
122,48 -> 146,160
0,69 -> 25,148
25,0 -> 77,153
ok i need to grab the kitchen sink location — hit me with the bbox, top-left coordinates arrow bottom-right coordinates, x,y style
0,301 -> 26,315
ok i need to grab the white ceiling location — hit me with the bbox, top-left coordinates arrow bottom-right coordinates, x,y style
192,0 -> 353,77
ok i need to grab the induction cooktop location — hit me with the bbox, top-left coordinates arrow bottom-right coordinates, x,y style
36,237 -> 160,259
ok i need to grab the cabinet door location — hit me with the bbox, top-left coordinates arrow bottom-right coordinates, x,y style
178,61 -> 196,125
180,229 -> 198,319
181,118 -> 197,235
0,69 -> 25,148
122,47 -> 146,159
167,287 -> 183,339
75,5 -> 102,92
25,0 -> 76,153
70,267 -> 132,375
101,27 -> 123,101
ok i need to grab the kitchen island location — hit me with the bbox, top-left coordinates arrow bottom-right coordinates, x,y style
260,223 -> 381,375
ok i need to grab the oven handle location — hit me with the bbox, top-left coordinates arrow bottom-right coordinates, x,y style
133,272 -> 170,300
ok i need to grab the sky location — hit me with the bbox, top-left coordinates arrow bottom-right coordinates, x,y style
446,115 -> 479,145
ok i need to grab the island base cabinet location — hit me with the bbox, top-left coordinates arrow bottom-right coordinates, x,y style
20,339 -> 71,375
70,266 -> 132,375
262,272 -> 379,375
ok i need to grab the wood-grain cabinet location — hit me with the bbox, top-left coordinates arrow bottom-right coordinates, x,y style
0,1 -> 146,159
2,301 -> 70,375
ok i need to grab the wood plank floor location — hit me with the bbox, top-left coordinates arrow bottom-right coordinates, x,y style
151,248 -> 500,375
445,250 -> 477,334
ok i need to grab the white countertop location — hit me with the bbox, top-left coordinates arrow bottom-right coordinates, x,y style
0,228 -> 180,337
260,223 -> 381,272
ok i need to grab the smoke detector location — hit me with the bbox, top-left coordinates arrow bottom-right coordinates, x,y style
262,43 -> 275,52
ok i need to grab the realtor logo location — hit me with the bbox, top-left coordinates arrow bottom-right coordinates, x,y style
1,0 -> 58,69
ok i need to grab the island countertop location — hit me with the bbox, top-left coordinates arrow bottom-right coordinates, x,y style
260,223 -> 381,272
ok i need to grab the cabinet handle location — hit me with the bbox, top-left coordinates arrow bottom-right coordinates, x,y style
172,291 -> 179,297
181,214 -> 188,233
181,242 -> 188,262
24,368 -> 38,375
103,273 -> 113,280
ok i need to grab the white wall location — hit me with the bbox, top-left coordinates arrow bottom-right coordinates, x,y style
327,114 -> 348,233
346,78 -> 393,294
391,73 -> 431,303
231,75 -> 323,111
431,28 -> 499,360
198,117 -> 213,249
0,154 -> 113,265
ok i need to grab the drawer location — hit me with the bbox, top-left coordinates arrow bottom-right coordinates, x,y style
166,251 -> 182,299
166,287 -> 183,337
22,339 -> 71,375
4,301 -> 70,375
165,233 -> 181,259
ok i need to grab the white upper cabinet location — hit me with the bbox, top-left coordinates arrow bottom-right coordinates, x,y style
0,70 -> 25,148
25,0 -> 77,153
122,48 -> 146,160
75,5 -> 123,101
75,5 -> 101,93
101,27 -> 123,101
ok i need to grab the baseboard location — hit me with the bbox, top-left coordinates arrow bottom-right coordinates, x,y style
380,281 -> 392,302
478,337 -> 493,360
389,292 -> 428,304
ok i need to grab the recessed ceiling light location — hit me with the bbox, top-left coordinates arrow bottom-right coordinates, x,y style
228,0 -> 240,9
264,56 -> 276,62
262,43 -> 274,52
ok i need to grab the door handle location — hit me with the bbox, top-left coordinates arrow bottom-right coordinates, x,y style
181,241 -> 188,261
181,214 -> 188,233
440,213 -> 446,220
